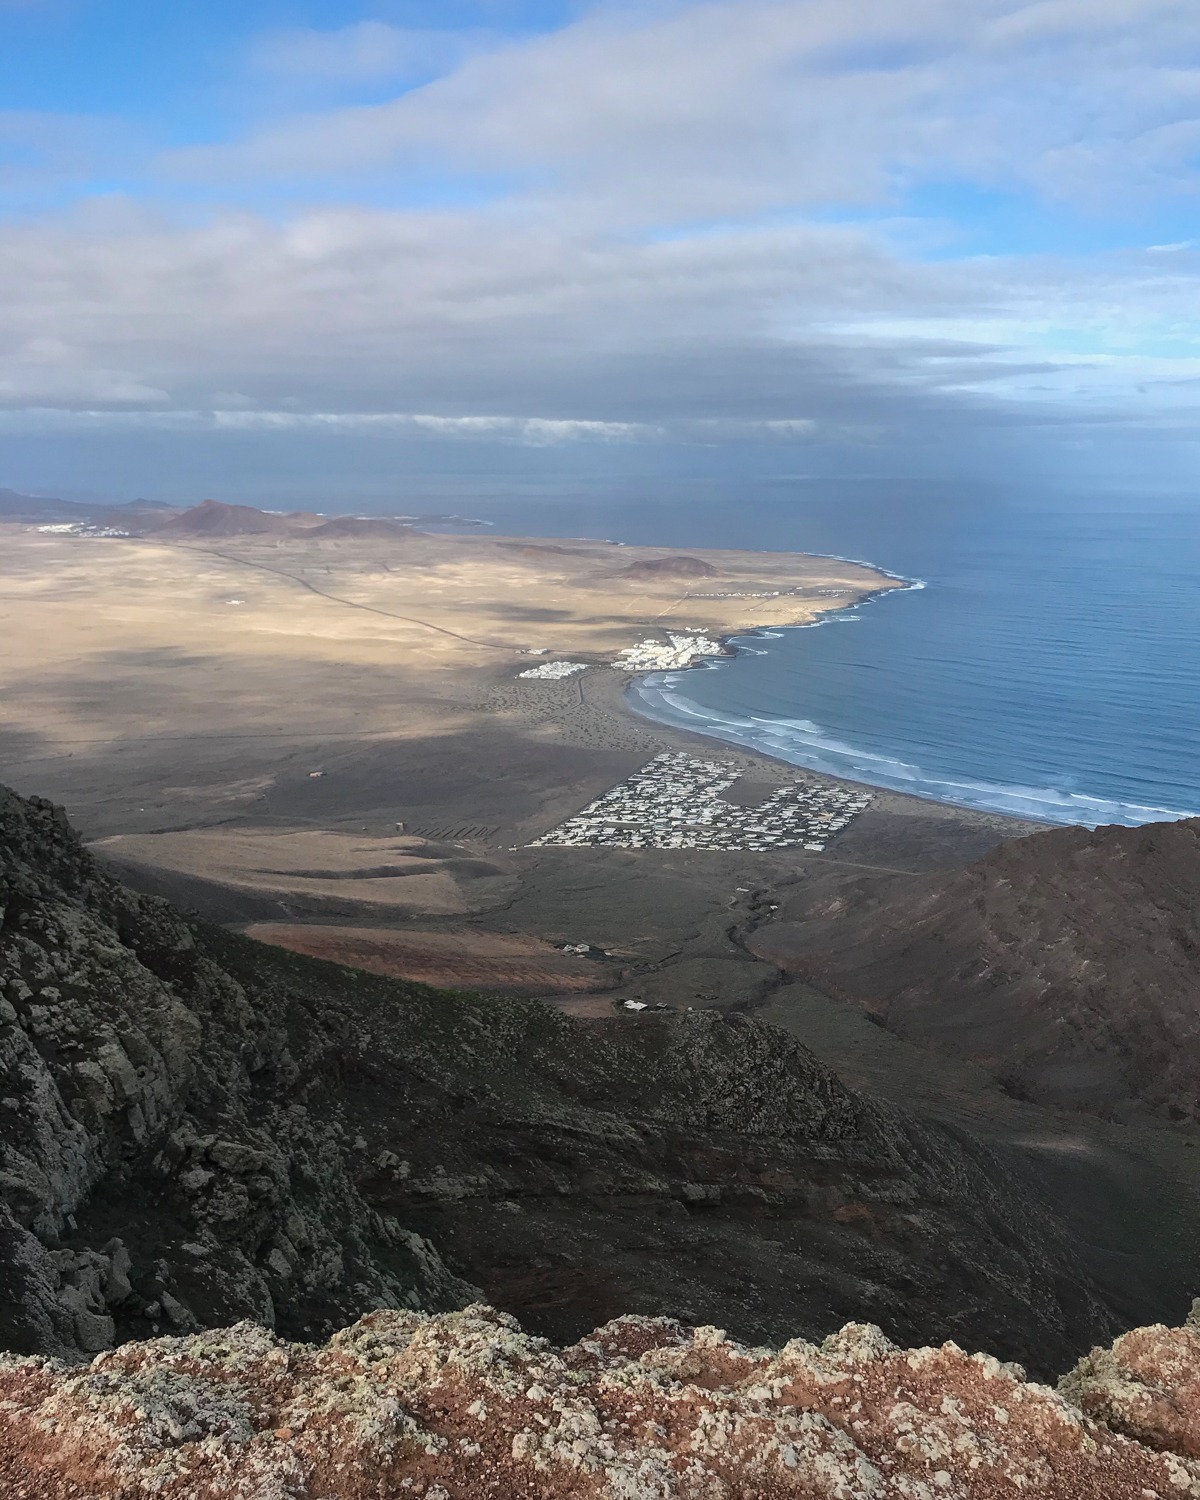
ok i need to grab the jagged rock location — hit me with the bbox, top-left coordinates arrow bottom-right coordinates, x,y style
0,786 -> 476,1357
3,1303 -> 1200,1497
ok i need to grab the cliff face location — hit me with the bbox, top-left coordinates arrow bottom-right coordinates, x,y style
4,1302 -> 1200,1499
0,787 -> 475,1361
754,817 -> 1200,1121
0,784 -> 1135,1377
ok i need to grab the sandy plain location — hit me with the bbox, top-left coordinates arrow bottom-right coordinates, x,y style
3,515 -> 1200,1350
0,519 -> 1048,969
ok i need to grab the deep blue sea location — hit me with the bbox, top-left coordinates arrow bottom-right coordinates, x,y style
455,486 -> 1200,826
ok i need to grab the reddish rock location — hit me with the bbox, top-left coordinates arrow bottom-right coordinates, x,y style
3,1303 -> 1200,1497
148,499 -> 297,537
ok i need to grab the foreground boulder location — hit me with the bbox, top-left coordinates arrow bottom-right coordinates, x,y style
3,1302 -> 1200,1497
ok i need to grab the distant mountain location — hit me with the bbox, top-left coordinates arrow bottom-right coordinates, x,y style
148,498 -> 303,538
0,488 -> 97,523
145,501 -> 425,541
0,489 -> 180,530
755,817 -> 1200,1122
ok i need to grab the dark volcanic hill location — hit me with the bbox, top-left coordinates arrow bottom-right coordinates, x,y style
754,817 -> 1200,1122
617,555 -> 719,579
0,784 -> 1142,1376
148,498 -> 304,538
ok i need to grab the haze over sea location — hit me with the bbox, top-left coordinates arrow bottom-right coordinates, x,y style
455,485 -> 1200,828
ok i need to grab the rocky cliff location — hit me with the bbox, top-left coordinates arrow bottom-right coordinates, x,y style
752,816 -> 1200,1121
0,784 -> 1149,1380
4,1301 -> 1200,1498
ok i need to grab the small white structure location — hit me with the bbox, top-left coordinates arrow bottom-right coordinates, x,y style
37,522 -> 130,538
613,633 -> 727,672
518,660 -> 588,679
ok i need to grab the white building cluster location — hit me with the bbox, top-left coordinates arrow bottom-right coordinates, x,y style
530,751 -> 870,851
518,660 -> 588,679
36,523 -> 130,538
612,633 -> 727,671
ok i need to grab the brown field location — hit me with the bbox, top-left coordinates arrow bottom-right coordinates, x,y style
90,827 -> 515,917
245,922 -> 614,994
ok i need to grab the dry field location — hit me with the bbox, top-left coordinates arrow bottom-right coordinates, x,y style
0,522 -> 890,843
244,922 -> 614,994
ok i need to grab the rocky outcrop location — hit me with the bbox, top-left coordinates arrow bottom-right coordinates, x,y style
4,1302 -> 1200,1498
0,787 -> 474,1362
0,784 -> 1148,1374
754,817 -> 1200,1121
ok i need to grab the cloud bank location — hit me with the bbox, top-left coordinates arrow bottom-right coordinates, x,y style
2,0 -> 1198,498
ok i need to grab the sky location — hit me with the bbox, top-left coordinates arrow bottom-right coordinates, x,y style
1,0 -> 1199,506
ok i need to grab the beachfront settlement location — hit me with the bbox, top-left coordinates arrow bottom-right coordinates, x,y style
612,634 -> 727,671
518,660 -> 589,679
530,751 -> 871,851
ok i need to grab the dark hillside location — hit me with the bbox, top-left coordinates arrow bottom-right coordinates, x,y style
0,784 -> 1138,1374
755,817 -> 1200,1121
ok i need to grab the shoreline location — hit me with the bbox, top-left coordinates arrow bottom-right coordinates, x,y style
602,564 -> 1071,829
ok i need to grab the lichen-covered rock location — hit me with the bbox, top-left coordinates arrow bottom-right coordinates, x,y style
1058,1299 -> 1200,1459
0,786 -> 476,1357
0,784 -> 1136,1372
2,1303 -> 1199,1498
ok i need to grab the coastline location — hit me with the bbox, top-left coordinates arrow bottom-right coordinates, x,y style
602,556 -> 1178,830
588,558 -> 1010,826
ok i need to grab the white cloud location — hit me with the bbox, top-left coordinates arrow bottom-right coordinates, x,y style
2,0 -> 1200,472
248,22 -> 492,86
170,0 -> 1200,219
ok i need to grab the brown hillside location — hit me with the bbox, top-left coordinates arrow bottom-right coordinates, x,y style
150,498 -> 301,538
754,817 -> 1200,1121
308,515 -> 416,539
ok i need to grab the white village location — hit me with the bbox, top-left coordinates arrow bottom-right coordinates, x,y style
612,632 -> 727,671
518,631 -> 728,681
530,750 -> 871,851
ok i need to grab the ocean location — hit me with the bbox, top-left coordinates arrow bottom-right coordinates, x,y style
455,485 -> 1200,827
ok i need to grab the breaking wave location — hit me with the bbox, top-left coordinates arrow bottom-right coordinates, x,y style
626,679 -> 1195,827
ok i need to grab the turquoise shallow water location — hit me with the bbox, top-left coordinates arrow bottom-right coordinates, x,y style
459,489 -> 1200,826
